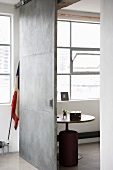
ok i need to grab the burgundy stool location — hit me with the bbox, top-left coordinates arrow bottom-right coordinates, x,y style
59,130 -> 78,167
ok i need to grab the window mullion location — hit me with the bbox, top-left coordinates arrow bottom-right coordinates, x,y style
72,72 -> 100,75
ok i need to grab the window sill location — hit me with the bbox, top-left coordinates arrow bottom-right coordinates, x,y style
57,98 -> 100,102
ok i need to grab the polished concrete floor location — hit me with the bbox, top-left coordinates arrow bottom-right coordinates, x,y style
58,142 -> 100,170
0,142 -> 99,170
0,152 -> 38,170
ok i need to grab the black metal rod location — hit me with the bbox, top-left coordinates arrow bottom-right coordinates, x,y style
65,123 -> 69,131
7,117 -> 12,141
14,0 -> 23,8
15,0 -> 32,9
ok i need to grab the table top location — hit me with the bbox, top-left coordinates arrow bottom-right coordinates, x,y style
57,114 -> 95,124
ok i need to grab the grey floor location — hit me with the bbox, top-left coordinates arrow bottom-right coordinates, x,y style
58,142 -> 100,170
0,142 -> 99,170
0,152 -> 38,170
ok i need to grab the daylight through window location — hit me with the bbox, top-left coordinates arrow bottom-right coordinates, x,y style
0,15 -> 11,103
57,20 -> 100,100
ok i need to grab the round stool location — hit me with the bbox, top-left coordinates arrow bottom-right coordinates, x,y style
59,130 -> 78,167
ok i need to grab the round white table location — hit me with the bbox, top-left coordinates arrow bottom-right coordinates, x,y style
57,114 -> 95,131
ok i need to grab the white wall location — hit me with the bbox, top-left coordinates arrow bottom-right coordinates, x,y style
0,3 -> 19,153
100,0 -> 113,169
57,99 -> 100,144
0,105 -> 19,153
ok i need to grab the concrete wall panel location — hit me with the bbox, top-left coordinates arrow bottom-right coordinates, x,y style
19,0 -> 57,169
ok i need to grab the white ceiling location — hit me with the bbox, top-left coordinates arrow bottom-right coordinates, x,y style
64,0 -> 100,13
0,0 -> 100,13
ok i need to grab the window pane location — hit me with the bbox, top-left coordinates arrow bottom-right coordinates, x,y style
57,48 -> 70,74
0,46 -> 10,73
57,21 -> 70,47
0,75 -> 10,103
0,16 -> 10,44
71,75 -> 99,99
57,75 -> 70,100
71,22 -> 100,48
72,50 -> 100,72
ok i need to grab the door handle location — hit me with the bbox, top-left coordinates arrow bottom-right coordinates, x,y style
49,99 -> 53,108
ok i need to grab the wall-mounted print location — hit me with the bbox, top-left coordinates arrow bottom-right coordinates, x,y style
61,92 -> 69,101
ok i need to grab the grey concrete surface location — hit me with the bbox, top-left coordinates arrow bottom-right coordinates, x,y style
19,0 -> 57,170
58,142 -> 100,170
0,142 -> 99,170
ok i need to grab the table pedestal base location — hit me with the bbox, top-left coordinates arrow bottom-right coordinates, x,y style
59,130 -> 78,167
78,154 -> 83,160
57,153 -> 83,161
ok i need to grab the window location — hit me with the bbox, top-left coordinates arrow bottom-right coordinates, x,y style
0,15 -> 11,103
57,20 -> 100,100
